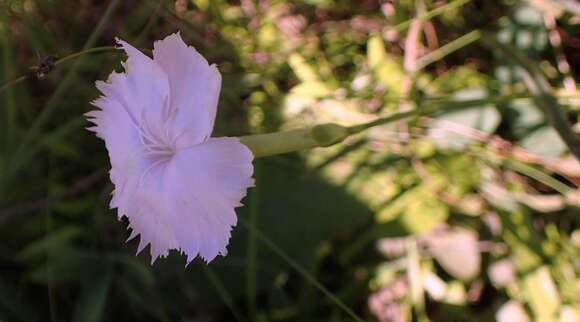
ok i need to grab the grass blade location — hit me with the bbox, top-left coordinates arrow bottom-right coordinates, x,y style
240,219 -> 366,322
415,30 -> 481,71
72,268 -> 112,322
202,265 -> 247,322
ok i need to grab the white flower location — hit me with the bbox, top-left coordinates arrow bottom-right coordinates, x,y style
86,33 -> 254,264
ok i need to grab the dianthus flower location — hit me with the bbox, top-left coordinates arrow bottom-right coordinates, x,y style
86,33 -> 254,263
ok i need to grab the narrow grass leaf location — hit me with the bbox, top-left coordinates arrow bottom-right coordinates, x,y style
240,219 -> 366,322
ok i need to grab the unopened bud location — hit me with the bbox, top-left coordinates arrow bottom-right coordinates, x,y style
310,123 -> 350,147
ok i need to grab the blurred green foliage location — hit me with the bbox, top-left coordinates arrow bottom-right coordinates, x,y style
0,0 -> 579,321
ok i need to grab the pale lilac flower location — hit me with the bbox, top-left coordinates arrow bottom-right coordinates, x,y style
86,33 -> 254,264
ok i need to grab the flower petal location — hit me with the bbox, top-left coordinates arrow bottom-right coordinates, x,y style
113,137 -> 253,263
162,137 -> 254,263
152,32 -> 222,148
123,161 -> 179,262
96,39 -> 172,147
86,97 -> 145,203
88,34 -> 254,265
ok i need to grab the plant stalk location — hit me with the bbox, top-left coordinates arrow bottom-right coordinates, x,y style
240,102 -> 475,158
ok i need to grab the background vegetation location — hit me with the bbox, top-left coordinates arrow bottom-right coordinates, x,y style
0,0 -> 579,321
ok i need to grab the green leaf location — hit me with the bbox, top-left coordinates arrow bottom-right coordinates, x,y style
367,34 -> 387,69
402,190 -> 448,234
366,34 -> 405,96
27,247 -> 108,285
524,266 -> 561,321
184,158 -> 372,305
73,268 -> 112,322
289,53 -> 319,83
377,183 -> 449,234
18,226 -> 83,260
114,255 -> 155,288
497,211 -> 544,272
290,81 -> 333,98
55,195 -> 97,216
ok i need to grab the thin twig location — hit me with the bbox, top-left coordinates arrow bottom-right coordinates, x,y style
0,75 -> 27,94
0,45 -> 123,96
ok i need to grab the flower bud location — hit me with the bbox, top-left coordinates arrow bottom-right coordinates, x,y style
239,123 -> 350,157
310,123 -> 350,147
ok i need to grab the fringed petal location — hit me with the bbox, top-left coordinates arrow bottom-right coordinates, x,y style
152,32 -> 222,148
86,98 -> 145,193
87,34 -> 254,265
96,39 -> 171,147
161,137 -> 254,263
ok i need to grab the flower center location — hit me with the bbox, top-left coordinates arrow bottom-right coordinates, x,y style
136,109 -> 179,159
143,136 -> 176,158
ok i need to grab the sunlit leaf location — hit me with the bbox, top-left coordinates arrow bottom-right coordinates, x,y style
524,266 -> 561,321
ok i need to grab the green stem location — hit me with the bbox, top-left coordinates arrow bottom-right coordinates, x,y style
0,75 -> 27,95
240,101 -> 490,158
347,109 -> 423,134
348,99 -> 491,134
0,46 -> 116,96
240,129 -> 320,158
0,46 -> 120,95
415,30 -> 481,71
55,46 -> 117,65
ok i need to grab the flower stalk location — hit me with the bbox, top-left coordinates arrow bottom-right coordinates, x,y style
240,128 -> 321,158
240,102 -> 474,158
